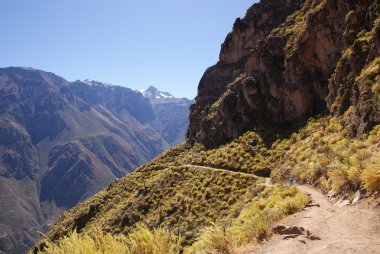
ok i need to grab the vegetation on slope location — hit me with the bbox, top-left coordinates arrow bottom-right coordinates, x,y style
33,113 -> 380,254
187,185 -> 309,254
35,185 -> 308,254
156,115 -> 380,196
38,225 -> 181,254
271,117 -> 380,195
36,164 -> 262,249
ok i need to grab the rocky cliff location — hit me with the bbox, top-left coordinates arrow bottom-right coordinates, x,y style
188,0 -> 380,147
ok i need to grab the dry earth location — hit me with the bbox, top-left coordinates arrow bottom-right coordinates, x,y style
249,185 -> 380,254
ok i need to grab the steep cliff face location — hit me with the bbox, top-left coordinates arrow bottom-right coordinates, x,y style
188,0 -> 380,147
327,5 -> 380,135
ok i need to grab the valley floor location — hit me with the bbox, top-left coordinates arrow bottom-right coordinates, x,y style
247,185 -> 380,254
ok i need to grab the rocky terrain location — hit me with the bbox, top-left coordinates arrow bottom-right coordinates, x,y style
27,0 -> 380,253
0,68 -> 191,253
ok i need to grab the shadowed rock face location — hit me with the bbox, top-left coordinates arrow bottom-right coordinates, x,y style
0,67 -> 191,253
188,0 -> 380,147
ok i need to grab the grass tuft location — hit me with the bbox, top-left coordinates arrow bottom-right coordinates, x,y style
35,225 -> 181,254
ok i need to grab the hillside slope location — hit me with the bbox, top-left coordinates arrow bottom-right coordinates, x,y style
34,0 -> 380,253
35,119 -> 380,253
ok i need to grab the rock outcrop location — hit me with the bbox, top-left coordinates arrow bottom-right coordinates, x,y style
188,0 -> 380,147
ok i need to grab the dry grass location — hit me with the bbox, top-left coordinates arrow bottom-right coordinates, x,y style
362,158 -> 380,192
39,165 -> 259,248
186,186 -> 309,254
35,225 -> 181,254
271,117 -> 380,195
188,224 -> 235,254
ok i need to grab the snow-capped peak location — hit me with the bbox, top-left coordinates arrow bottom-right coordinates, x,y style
83,79 -> 113,87
140,86 -> 174,99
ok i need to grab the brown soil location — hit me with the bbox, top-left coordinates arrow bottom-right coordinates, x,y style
249,185 -> 380,254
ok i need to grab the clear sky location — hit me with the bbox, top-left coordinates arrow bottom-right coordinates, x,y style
0,0 -> 257,98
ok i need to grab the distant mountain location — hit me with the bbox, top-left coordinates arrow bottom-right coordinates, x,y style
0,68 -> 191,253
140,86 -> 174,99
140,86 -> 194,146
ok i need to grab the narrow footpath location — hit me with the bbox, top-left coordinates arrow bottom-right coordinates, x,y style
185,164 -> 380,253
184,164 -> 380,254
250,185 -> 380,254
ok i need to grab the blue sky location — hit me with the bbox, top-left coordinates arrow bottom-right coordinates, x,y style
0,0 -> 256,98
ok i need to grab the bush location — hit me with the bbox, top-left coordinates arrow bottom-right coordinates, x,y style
328,167 -> 348,194
188,224 -> 235,254
232,210 -> 271,244
362,160 -> 380,192
275,193 -> 309,215
126,224 -> 181,254
347,166 -> 361,189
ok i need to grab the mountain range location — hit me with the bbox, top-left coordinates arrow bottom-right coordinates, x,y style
0,67 -> 192,253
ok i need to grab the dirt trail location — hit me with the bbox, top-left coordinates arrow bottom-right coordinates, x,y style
182,164 -> 259,178
250,185 -> 380,254
184,164 -> 380,253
